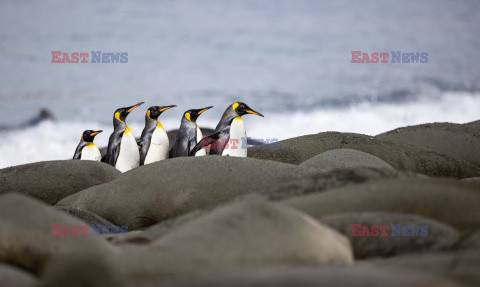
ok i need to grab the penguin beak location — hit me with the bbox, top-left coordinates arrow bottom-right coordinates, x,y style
127,102 -> 144,113
159,105 -> 177,112
197,106 -> 213,115
245,108 -> 264,117
91,130 -> 103,136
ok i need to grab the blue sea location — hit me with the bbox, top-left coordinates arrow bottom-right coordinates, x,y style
0,0 -> 479,168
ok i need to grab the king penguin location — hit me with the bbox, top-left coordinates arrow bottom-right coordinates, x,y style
105,102 -> 144,172
169,106 -> 213,158
190,102 -> 263,157
138,105 -> 176,165
73,130 -> 103,161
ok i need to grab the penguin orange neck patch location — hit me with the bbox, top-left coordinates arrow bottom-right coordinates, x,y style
233,116 -> 243,123
156,121 -> 164,129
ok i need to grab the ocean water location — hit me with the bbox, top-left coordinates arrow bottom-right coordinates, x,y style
0,0 -> 479,168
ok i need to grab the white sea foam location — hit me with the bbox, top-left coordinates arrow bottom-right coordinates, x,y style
0,92 -> 478,169
244,92 -> 480,140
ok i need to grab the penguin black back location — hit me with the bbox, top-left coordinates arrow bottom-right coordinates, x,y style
138,105 -> 176,165
169,106 -> 212,158
208,102 -> 263,156
105,102 -> 143,168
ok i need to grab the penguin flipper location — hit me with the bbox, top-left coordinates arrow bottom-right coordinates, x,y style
189,131 -> 221,156
188,139 -> 208,156
108,145 -> 120,166
136,139 -> 144,150
73,141 -> 87,160
73,149 -> 82,160
206,131 -> 222,139
105,133 -> 122,167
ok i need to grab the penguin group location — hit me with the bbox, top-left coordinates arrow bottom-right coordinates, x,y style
73,102 -> 263,172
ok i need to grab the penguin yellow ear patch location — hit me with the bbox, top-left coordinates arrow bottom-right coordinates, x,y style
232,102 -> 239,111
146,110 -> 152,119
185,113 -> 191,122
115,112 -> 124,123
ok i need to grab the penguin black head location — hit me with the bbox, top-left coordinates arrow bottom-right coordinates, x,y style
114,102 -> 144,123
184,106 -> 213,123
82,130 -> 103,142
232,102 -> 264,117
147,105 -> 176,120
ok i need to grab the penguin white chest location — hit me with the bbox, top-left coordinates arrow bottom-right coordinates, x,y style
222,117 -> 247,157
116,128 -> 140,172
195,126 -> 206,156
144,127 -> 169,164
80,144 -> 101,161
